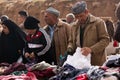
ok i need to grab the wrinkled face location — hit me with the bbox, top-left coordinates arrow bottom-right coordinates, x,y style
25,29 -> 36,35
2,24 -> 9,35
74,10 -> 88,24
66,17 -> 74,24
44,12 -> 56,25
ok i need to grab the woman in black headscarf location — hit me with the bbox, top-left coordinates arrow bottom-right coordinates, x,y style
0,19 -> 26,64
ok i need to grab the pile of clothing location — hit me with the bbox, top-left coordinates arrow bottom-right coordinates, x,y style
0,61 -> 57,80
49,54 -> 120,80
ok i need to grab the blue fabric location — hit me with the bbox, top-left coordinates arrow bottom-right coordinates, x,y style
48,26 -> 54,40
49,64 -> 89,80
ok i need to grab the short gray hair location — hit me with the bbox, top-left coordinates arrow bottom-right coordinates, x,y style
66,13 -> 75,19
46,7 -> 60,17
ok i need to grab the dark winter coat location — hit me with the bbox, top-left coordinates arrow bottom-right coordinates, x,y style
0,20 -> 26,64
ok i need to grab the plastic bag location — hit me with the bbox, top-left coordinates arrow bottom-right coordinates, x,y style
63,47 -> 91,69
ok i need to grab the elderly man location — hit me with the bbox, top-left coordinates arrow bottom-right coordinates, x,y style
18,10 -> 28,32
67,1 -> 110,66
44,7 -> 71,64
66,13 -> 75,25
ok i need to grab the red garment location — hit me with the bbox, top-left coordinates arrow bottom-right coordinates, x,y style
3,62 -> 26,75
26,72 -> 37,80
26,31 -> 42,41
76,74 -> 88,80
31,68 -> 55,79
113,40 -> 119,47
99,66 -> 109,71
0,75 -> 31,80
0,72 -> 37,80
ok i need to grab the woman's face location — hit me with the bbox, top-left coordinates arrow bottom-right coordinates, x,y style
18,15 -> 25,23
25,29 -> 36,35
2,24 -> 9,35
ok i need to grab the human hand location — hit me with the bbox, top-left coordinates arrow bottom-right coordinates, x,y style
25,52 -> 30,58
81,47 -> 91,56
29,52 -> 35,59
66,48 -> 73,55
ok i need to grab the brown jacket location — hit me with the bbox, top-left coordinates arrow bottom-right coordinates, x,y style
44,19 -> 71,63
68,14 -> 110,66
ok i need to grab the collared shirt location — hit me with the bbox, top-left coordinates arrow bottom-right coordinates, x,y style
80,16 -> 90,47
48,25 -> 55,40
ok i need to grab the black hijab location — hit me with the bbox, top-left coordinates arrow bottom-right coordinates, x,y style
2,20 -> 26,41
0,20 -> 26,63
